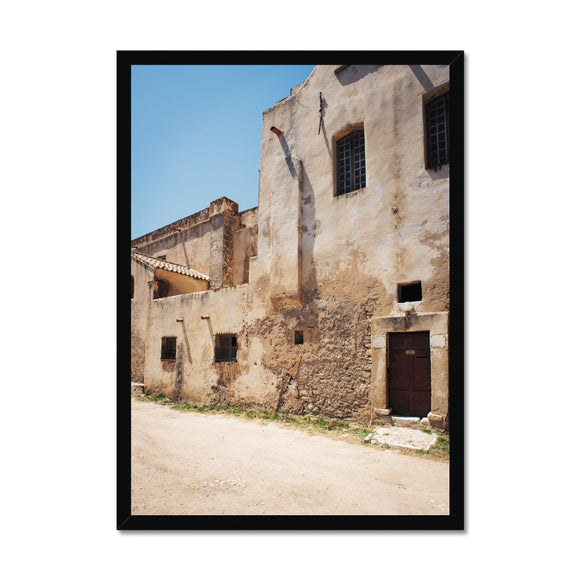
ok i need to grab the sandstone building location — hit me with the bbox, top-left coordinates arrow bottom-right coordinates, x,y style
131,64 -> 451,429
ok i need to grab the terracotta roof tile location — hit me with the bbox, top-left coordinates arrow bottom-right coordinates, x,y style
131,251 -> 209,281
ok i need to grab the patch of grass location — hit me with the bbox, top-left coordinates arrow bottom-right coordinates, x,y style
350,427 -> 373,439
171,401 -> 201,412
412,434 -> 450,461
144,392 -> 173,405
432,435 -> 450,454
136,392 -> 374,445
136,392 -> 450,458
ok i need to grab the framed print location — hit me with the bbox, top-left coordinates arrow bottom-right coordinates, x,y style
118,51 -> 464,531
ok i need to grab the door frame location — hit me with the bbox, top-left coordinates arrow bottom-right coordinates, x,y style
369,312 -> 448,428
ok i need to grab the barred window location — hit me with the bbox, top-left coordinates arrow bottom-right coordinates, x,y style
161,336 -> 177,360
337,130 -> 366,195
425,93 -> 449,168
215,333 -> 237,362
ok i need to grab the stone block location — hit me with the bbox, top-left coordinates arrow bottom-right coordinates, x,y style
427,412 -> 446,430
131,382 -> 145,395
391,415 -> 421,429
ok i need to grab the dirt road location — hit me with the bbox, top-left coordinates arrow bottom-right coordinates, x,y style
131,398 -> 449,516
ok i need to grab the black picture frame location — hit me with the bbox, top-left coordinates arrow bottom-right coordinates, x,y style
118,50 -> 465,531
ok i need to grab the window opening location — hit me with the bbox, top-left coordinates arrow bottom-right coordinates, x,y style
337,130 -> 366,195
131,276 -> 134,300
425,93 -> 449,168
294,330 -> 304,345
398,282 -> 422,303
161,336 -> 177,360
215,333 -> 237,362
153,278 -> 169,299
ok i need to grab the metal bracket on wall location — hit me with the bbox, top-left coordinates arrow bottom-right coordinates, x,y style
318,92 -> 323,135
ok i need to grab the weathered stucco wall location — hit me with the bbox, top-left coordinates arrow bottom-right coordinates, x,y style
141,286 -> 280,407
247,64 -> 450,423
131,258 -> 152,382
132,207 -> 213,276
232,207 -> 258,286
131,64 -> 450,427
131,200 -> 259,385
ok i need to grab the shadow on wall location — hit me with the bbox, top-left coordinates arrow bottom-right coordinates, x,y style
335,65 -> 382,86
409,64 -> 434,92
273,132 -> 298,178
426,164 -> 449,182
180,321 -> 193,364
408,65 -> 450,183
300,165 -> 319,309
173,348 -> 183,402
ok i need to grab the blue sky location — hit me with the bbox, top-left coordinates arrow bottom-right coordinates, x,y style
131,65 -> 315,239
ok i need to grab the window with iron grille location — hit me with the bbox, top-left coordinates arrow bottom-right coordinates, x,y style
425,93 -> 449,168
214,333 -> 237,362
161,336 -> 177,360
336,130 -> 366,195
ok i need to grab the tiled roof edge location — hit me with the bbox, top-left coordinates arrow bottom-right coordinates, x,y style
131,251 -> 209,281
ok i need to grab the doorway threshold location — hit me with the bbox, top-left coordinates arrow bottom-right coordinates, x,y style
390,415 -> 424,428
373,411 -> 430,429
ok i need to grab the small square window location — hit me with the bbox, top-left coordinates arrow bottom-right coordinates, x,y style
294,330 -> 304,345
215,333 -> 237,362
161,336 -> 177,360
398,282 -> 422,303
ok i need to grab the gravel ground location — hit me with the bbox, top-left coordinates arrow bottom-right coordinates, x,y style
131,398 -> 449,516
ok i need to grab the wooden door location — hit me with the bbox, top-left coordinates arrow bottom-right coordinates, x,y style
388,332 -> 431,417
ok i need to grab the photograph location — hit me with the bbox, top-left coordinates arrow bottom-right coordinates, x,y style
119,52 -> 464,530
